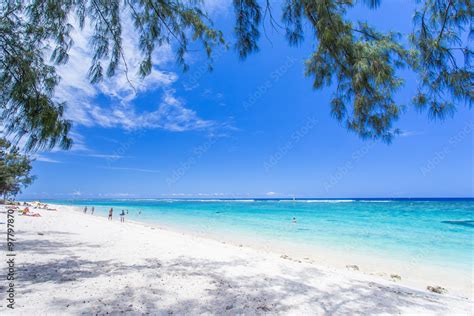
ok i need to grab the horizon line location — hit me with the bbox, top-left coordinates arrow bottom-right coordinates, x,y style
19,196 -> 474,201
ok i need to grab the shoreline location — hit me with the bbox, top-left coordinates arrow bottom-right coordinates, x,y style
1,203 -> 472,314
60,203 -> 473,299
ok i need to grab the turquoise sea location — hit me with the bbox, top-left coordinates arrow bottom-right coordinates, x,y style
45,198 -> 473,273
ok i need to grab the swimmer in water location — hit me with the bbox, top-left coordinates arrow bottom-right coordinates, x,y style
292,217 -> 297,223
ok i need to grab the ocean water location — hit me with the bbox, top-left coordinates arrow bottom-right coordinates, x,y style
44,198 -> 473,273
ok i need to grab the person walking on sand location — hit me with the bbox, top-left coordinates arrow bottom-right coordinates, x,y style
108,208 -> 113,220
83,206 -> 87,214
120,209 -> 125,223
91,206 -> 94,215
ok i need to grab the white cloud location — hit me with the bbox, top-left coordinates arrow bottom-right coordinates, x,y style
97,192 -> 136,198
399,130 -> 424,137
33,155 -> 61,163
82,153 -> 125,159
54,12 -> 215,133
69,131 -> 89,151
99,166 -> 160,173
266,191 -> 277,196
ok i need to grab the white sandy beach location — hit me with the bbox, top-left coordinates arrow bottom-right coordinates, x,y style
1,204 -> 473,315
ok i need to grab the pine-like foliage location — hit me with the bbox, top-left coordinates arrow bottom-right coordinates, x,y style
0,0 -> 472,149
0,137 -> 35,200
279,0 -> 472,141
1,0 -> 224,151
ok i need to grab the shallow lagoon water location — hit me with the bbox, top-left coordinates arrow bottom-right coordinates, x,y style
46,198 -> 474,273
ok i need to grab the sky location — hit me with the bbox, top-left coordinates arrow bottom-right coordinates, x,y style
19,1 -> 473,199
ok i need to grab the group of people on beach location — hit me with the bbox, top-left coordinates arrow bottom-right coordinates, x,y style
14,202 -> 58,217
84,206 -> 142,223
83,206 -> 94,215
108,208 -> 127,222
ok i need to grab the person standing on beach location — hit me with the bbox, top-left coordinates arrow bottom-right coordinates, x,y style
108,208 -> 113,220
120,209 -> 125,223
91,206 -> 94,215
83,206 -> 87,214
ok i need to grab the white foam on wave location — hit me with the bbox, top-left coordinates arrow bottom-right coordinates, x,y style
114,198 -> 162,202
304,200 -> 355,203
193,199 -> 256,202
279,199 -> 355,203
105,198 -> 258,203
155,199 -> 257,203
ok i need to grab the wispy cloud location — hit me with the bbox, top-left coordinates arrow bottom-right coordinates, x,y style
81,153 -> 126,159
33,155 -> 61,163
99,166 -> 160,173
97,192 -> 137,198
54,12 -> 216,133
70,131 -> 89,151
399,130 -> 424,137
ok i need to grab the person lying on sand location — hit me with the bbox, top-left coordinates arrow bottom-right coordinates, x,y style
20,207 -> 41,217
23,212 -> 41,217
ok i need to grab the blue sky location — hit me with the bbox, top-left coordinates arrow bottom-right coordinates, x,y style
20,1 -> 473,199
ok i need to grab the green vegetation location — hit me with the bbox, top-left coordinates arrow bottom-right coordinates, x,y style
0,138 -> 35,201
0,0 -> 472,150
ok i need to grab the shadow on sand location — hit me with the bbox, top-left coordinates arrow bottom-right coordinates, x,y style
1,229 -> 461,315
